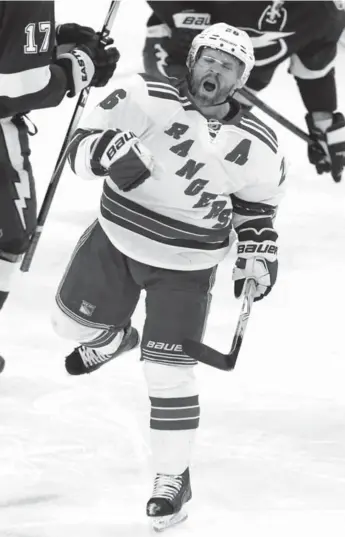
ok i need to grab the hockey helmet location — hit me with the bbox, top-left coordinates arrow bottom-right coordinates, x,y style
186,23 -> 255,88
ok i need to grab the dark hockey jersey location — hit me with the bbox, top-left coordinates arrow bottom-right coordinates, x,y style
146,1 -> 345,112
0,1 -> 67,118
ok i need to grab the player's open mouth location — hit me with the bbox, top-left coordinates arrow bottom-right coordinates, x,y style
203,80 -> 217,92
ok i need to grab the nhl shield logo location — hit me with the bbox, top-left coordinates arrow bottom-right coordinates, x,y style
207,119 -> 222,140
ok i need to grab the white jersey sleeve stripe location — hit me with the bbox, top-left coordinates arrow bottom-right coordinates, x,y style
240,116 -> 278,148
237,121 -> 278,153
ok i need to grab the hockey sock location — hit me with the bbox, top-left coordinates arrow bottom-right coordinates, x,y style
144,361 -> 200,475
0,252 -> 20,311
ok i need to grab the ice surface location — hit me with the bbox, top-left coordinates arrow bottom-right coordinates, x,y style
1,1 -> 345,535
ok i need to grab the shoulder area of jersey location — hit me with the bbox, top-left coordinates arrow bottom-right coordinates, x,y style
136,72 -> 194,109
101,72 -> 182,103
234,111 -> 280,156
138,72 -> 182,92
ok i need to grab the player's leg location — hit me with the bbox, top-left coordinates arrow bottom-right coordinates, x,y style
135,263 -> 216,530
52,221 -> 140,375
0,115 -> 37,372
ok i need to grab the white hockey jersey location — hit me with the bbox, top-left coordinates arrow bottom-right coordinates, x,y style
69,73 -> 286,270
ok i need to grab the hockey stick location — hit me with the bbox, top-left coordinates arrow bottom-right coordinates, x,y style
182,278 -> 257,371
20,0 -> 121,273
237,87 -> 313,144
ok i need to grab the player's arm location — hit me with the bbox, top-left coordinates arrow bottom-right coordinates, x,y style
230,149 -> 286,302
0,2 -> 118,118
146,1 -> 211,63
146,1 -> 210,28
67,74 -> 153,190
289,7 -> 345,180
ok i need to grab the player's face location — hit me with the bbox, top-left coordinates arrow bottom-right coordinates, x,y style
190,48 -> 243,106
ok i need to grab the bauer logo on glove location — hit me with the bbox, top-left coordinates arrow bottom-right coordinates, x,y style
237,242 -> 277,255
233,225 -> 278,302
90,128 -> 154,192
104,130 -> 136,161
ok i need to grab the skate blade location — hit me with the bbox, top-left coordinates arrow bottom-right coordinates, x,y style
151,509 -> 188,532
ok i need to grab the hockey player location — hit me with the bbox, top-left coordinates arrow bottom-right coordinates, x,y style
52,23 -> 285,530
143,1 -> 345,182
0,1 -> 119,372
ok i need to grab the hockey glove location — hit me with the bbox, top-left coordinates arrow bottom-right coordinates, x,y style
56,46 -> 96,97
233,224 -> 278,302
56,42 -> 119,97
56,23 -> 111,46
84,39 -> 120,88
90,129 -> 154,192
306,112 -> 345,182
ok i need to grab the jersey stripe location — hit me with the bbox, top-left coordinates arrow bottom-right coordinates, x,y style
100,205 -> 229,251
240,116 -> 278,148
146,88 -> 181,103
146,80 -> 180,97
101,187 -> 230,251
231,194 -> 277,217
141,74 -> 195,109
103,182 -> 230,241
0,65 -> 51,98
237,121 -> 278,154
243,114 -> 278,145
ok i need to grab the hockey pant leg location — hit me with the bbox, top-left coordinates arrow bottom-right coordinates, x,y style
52,220 -> 141,353
139,265 -> 216,475
0,116 -> 36,310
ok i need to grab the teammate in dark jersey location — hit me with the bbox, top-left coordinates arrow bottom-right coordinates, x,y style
0,1 -> 119,372
143,1 -> 345,182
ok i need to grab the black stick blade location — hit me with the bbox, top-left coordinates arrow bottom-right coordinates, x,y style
183,279 -> 256,372
182,339 -> 238,371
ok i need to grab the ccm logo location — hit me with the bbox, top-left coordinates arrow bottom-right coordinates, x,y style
238,244 -> 277,255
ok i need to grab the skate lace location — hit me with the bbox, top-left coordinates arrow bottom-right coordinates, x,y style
79,346 -> 109,367
152,474 -> 183,501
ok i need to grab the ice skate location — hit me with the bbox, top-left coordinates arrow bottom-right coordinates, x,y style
146,467 -> 191,532
65,324 -> 139,375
